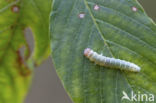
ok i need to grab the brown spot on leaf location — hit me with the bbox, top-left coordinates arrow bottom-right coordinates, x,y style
11,5 -> 20,13
16,49 -> 31,77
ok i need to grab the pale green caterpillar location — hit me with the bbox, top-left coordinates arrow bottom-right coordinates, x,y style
84,48 -> 141,72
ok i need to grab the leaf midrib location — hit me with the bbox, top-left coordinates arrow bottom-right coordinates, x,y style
84,0 -> 125,102
84,0 -> 114,57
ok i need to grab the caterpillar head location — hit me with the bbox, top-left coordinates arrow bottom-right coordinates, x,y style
84,48 -> 91,57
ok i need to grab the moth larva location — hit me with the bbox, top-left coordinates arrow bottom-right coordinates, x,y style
84,48 -> 141,72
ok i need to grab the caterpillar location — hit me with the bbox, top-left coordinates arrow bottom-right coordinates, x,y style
84,48 -> 141,72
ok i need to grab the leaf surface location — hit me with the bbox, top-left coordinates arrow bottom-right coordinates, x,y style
50,0 -> 156,103
0,0 -> 52,102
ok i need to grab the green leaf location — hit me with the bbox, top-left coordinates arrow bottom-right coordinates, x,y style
0,0 -> 52,102
50,0 -> 156,103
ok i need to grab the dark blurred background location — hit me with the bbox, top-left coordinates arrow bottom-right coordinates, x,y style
24,0 -> 156,103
